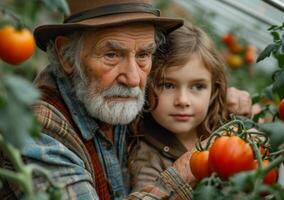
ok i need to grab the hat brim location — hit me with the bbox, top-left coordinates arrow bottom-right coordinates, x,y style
34,12 -> 183,51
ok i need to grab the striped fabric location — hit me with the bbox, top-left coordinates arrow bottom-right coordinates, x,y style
39,85 -> 111,200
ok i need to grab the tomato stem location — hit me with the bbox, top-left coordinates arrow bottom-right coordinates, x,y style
205,118 -> 247,150
0,7 -> 24,30
248,137 -> 263,168
0,134 -> 34,197
270,149 -> 284,157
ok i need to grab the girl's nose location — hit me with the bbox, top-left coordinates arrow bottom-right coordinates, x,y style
174,89 -> 190,107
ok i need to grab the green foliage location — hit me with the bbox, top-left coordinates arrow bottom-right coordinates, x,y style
0,72 -> 41,149
258,122 -> 284,149
0,0 -> 70,199
272,70 -> 284,99
254,23 -> 284,107
193,157 -> 284,200
42,0 -> 69,16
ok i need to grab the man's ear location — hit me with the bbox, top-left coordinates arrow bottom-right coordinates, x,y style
55,36 -> 73,74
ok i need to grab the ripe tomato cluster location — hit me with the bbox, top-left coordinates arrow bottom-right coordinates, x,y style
190,123 -> 278,185
0,25 -> 35,65
222,32 -> 256,69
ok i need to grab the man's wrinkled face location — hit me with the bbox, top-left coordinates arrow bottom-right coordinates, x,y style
74,24 -> 156,124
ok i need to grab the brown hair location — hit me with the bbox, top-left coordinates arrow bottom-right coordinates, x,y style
143,24 -> 229,137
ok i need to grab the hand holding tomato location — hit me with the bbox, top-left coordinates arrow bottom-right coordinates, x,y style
173,151 -> 196,184
0,25 -> 35,65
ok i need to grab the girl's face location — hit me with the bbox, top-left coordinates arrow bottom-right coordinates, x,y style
151,54 -> 212,137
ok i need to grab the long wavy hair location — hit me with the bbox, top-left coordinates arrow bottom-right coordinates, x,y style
135,24 -> 229,138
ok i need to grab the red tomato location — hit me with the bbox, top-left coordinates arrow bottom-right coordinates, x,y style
279,99 -> 284,121
244,45 -> 256,64
0,25 -> 35,65
190,150 -> 212,180
229,42 -> 243,54
209,136 -> 254,179
259,145 -> 269,158
222,32 -> 235,47
254,160 -> 278,185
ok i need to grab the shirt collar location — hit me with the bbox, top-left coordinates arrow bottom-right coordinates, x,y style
52,64 -> 99,140
141,113 -> 187,160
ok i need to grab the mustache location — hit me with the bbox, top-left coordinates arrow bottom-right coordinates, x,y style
101,84 -> 143,98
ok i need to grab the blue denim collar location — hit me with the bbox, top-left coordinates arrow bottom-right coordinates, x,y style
51,64 -> 99,140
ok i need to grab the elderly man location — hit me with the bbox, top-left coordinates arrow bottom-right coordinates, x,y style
1,0 -> 252,199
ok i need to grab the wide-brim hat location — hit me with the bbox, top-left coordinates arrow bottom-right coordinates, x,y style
34,0 -> 184,51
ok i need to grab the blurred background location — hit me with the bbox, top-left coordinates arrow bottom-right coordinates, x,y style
1,0 -> 284,95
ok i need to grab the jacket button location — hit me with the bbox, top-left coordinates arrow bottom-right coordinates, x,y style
163,146 -> 170,152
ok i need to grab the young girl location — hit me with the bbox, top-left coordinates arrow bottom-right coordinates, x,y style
128,24 -> 229,195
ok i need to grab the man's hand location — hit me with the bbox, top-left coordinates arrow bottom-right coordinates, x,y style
226,87 -> 252,117
172,151 -> 196,185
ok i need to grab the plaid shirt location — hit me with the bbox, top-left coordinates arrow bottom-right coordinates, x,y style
6,64 -> 193,200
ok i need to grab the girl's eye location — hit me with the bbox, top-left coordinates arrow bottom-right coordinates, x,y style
191,84 -> 206,92
159,82 -> 175,90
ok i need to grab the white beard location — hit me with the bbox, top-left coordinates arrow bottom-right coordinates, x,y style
73,74 -> 145,125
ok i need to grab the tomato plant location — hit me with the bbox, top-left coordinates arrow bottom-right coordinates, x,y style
253,160 -> 278,185
279,99 -> 284,120
0,25 -> 35,65
209,136 -> 254,179
190,150 -> 212,180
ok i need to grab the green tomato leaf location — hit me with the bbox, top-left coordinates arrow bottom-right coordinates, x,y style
41,0 -> 70,15
272,70 -> 284,99
229,171 -> 257,192
281,34 -> 284,54
268,25 -> 278,31
258,122 -> 284,149
257,44 -> 277,63
275,53 -> 284,68
0,96 -> 34,149
193,184 -> 220,200
271,31 -> 280,41
4,75 -> 40,106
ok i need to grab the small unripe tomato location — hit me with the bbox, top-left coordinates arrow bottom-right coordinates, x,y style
0,25 -> 35,65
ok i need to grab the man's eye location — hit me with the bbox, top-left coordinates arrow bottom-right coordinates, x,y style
159,82 -> 175,90
105,52 -> 119,59
137,52 -> 152,60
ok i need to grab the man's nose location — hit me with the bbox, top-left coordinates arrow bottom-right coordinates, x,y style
117,55 -> 140,87
174,89 -> 190,107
